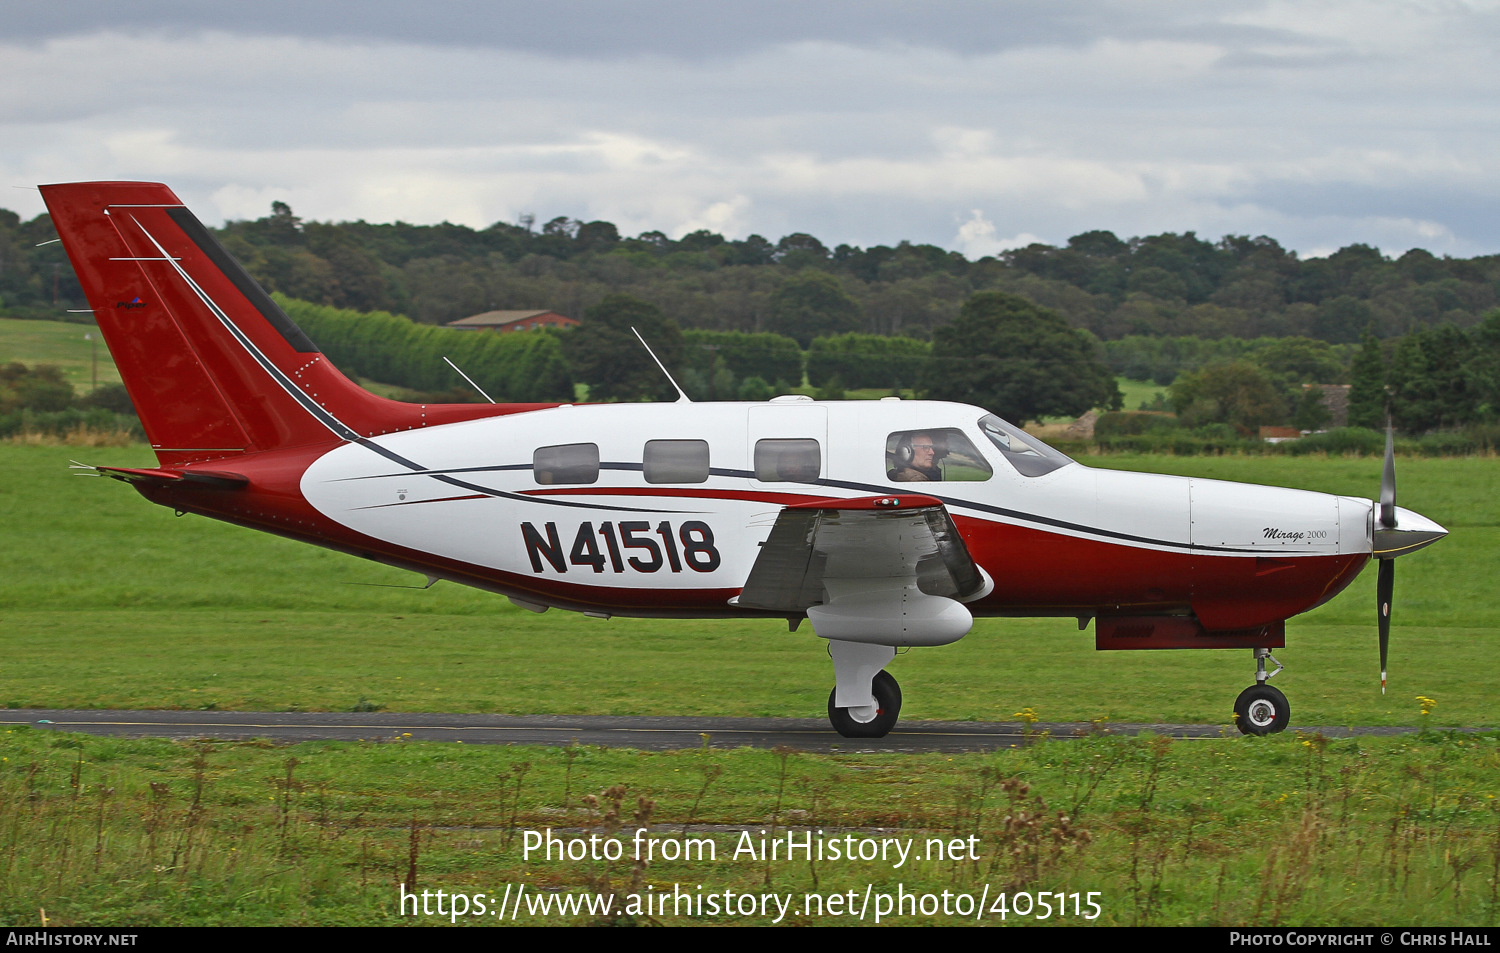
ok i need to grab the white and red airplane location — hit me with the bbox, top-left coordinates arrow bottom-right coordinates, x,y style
42,181 -> 1448,738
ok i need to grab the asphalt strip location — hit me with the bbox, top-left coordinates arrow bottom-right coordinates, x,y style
0,709 -> 1451,753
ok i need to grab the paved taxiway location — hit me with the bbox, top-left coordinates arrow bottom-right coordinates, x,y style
0,709 -> 1434,753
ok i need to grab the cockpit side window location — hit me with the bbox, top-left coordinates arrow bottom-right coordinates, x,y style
978,414 -> 1073,478
885,429 -> 992,483
534,443 -> 600,485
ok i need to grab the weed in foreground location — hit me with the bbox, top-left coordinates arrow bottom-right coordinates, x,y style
1,729 -> 1498,925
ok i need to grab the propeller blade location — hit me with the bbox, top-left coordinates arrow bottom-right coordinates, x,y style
1377,557 -> 1394,694
1380,425 -> 1396,529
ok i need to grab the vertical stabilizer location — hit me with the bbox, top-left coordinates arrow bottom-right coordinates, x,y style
41,181 -> 549,466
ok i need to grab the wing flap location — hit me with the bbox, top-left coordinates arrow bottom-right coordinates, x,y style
737,495 -> 985,613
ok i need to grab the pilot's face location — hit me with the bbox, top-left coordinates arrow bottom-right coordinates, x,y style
910,436 -> 936,467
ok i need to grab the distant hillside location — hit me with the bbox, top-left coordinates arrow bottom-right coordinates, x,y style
0,317 -> 121,392
3,202 -> 1496,345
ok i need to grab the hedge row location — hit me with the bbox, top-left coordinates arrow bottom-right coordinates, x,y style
681,329 -> 804,384
806,333 -> 931,389
276,296 -> 932,398
0,407 -> 143,439
276,295 -> 574,402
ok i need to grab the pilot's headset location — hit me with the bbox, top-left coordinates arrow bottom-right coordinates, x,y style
893,434 -> 915,465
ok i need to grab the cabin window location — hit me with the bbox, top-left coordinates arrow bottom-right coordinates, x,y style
644,439 -> 710,484
978,414 -> 1073,478
533,443 -> 599,485
754,438 -> 821,483
885,429 -> 992,483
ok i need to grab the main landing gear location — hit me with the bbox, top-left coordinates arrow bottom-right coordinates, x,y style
825,640 -> 903,738
828,670 -> 903,738
1233,647 -> 1290,736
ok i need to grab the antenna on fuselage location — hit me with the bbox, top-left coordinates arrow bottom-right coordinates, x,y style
631,327 -> 691,403
442,356 -> 496,404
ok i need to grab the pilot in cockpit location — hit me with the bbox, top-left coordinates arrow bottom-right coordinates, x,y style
889,431 -> 945,482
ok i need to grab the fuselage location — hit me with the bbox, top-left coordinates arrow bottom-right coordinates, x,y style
136,396 -> 1386,631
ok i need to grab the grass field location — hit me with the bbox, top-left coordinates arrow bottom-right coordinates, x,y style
3,719 -> 1498,926
2,445 -> 1496,927
0,317 -> 120,393
1115,377 -> 1167,411
1,444 -> 1492,727
2,317 -> 1498,925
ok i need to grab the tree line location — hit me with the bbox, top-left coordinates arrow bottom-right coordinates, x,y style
6,297 -> 1499,447
1089,315 -> 1500,449
3,200 -> 1499,444
5,201 -> 1498,346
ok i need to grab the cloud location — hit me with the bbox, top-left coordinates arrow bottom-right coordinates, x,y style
953,210 -> 1043,259
4,1 -> 1260,59
4,5 -> 1500,257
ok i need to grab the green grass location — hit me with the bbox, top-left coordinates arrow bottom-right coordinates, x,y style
1,725 -> 1497,926
0,444 -> 1493,727
2,443 -> 1497,926
0,317 -> 120,393
3,309 -> 1495,926
1116,377 -> 1167,411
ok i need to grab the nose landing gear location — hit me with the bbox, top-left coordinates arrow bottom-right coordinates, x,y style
1233,647 -> 1290,736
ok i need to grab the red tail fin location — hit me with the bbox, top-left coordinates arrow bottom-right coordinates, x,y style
42,181 -> 548,466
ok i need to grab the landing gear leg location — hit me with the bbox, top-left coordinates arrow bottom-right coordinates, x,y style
1233,648 -> 1289,736
826,640 -> 901,738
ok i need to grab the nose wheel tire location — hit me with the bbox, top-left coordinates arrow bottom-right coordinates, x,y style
828,670 -> 902,738
1233,684 -> 1290,736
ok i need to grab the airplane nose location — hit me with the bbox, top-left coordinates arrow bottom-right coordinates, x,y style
1372,505 -> 1448,558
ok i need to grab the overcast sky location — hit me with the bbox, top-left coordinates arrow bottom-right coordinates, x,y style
5,1 -> 1500,259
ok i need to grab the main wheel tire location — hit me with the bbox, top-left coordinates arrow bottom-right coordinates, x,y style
828,670 -> 903,739
1233,684 -> 1290,736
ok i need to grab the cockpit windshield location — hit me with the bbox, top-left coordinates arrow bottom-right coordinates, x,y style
977,414 -> 1074,478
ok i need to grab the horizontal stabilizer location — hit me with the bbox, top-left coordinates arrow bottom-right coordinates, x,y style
82,464 -> 248,489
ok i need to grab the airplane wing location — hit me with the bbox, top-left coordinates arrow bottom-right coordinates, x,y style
736,494 -> 989,615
